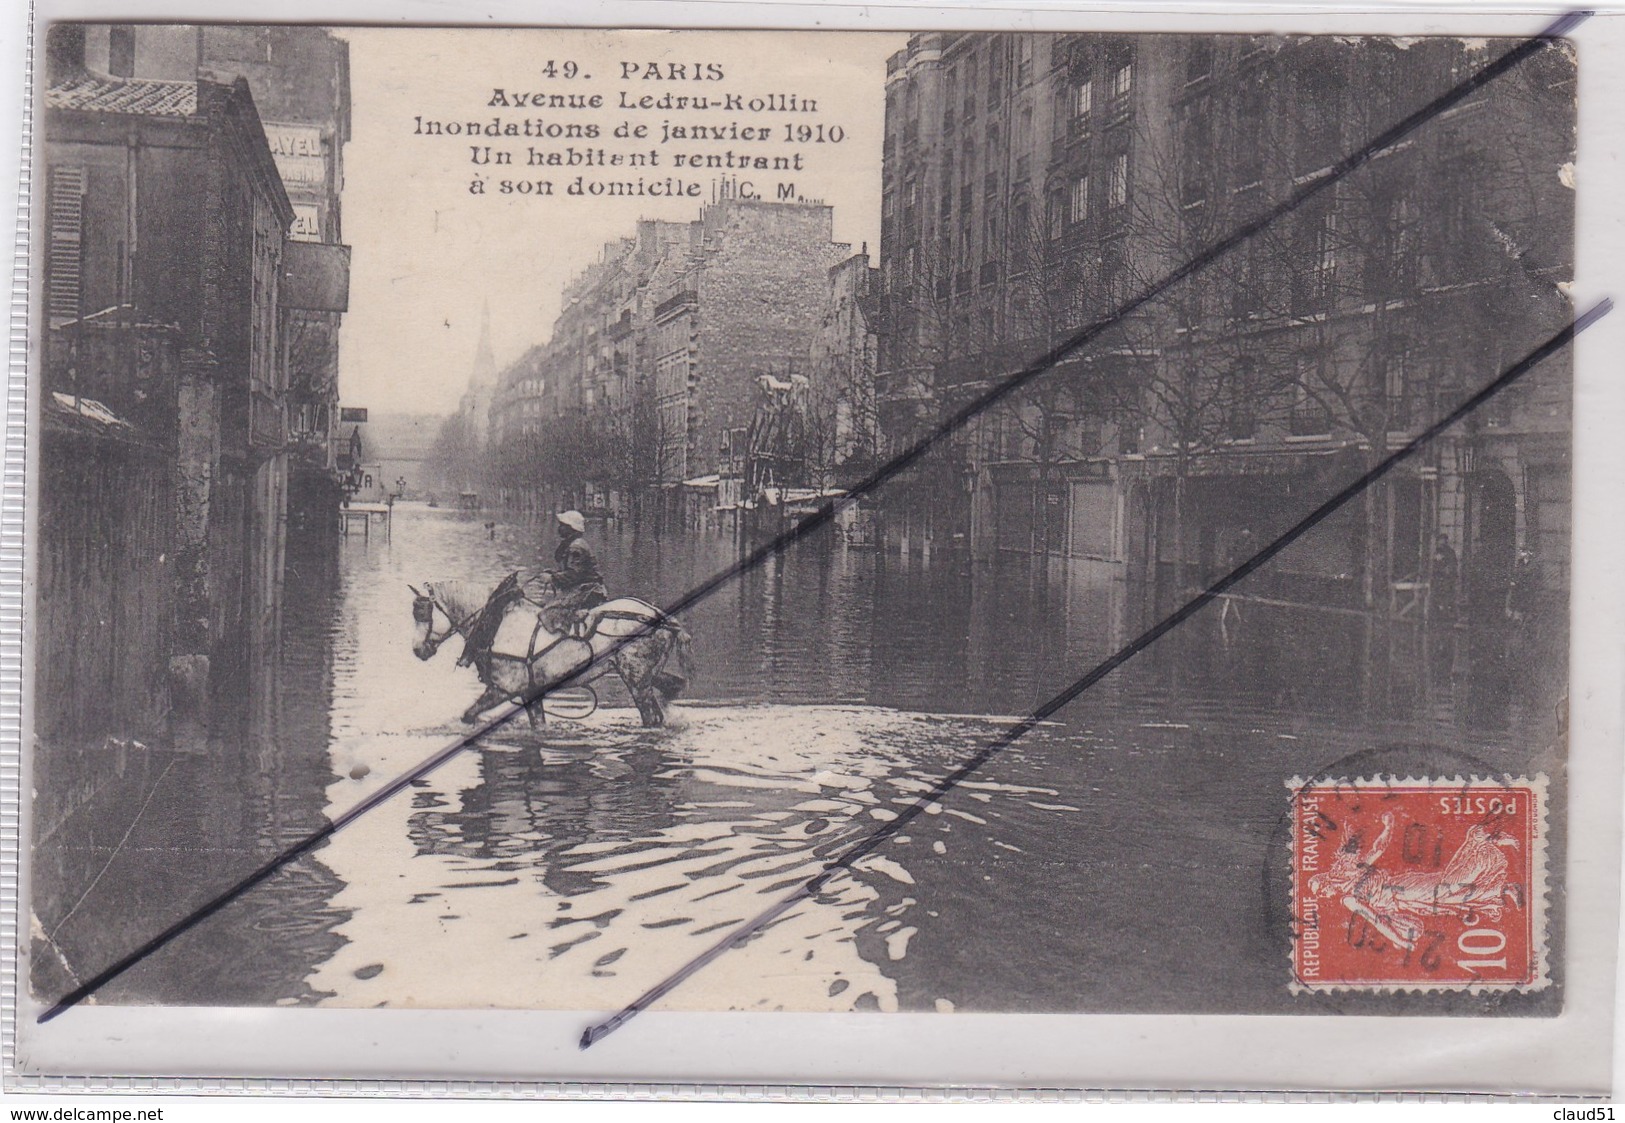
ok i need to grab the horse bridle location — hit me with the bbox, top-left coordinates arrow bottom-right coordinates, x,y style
409,585 -> 477,657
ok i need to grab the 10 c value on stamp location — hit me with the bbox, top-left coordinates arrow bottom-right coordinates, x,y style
1288,776 -> 1548,992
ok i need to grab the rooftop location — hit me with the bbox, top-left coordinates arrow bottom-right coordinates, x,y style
47,73 -> 198,118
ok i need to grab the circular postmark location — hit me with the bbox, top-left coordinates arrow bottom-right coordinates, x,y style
1261,742 -> 1555,1015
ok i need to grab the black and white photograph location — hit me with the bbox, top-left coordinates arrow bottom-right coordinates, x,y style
14,11 -> 1618,1093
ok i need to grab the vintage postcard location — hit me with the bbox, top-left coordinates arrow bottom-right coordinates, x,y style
11,7 -> 1623,1095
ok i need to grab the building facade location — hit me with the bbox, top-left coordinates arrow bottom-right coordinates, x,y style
488,200 -> 853,525
805,250 -> 883,489
875,31 -> 1575,649
41,27 -> 299,753
74,23 -> 355,548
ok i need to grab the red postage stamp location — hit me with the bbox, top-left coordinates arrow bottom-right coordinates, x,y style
1288,776 -> 1548,992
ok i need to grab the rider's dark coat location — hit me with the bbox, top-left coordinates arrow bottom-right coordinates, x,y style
551,534 -> 605,595
544,531 -> 609,628
459,533 -> 610,671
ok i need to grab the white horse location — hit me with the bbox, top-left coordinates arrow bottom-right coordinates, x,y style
410,577 -> 691,728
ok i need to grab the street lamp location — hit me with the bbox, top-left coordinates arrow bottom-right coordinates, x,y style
341,464 -> 365,507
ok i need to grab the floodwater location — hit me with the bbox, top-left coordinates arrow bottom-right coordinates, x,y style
288,504 -> 1562,1016
32,501 -> 1564,1016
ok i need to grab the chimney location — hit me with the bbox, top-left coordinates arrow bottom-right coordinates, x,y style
45,24 -> 87,84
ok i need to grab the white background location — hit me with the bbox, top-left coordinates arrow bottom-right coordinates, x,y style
3,0 -> 1623,1114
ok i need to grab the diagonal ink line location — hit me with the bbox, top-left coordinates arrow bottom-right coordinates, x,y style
579,298 -> 1613,1049
35,10 -> 1587,1025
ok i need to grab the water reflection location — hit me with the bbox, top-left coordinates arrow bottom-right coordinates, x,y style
29,527 -> 348,1008
285,505 -> 1560,1016
33,497 -> 1561,1014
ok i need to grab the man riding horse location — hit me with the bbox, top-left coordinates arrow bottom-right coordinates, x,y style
460,510 -> 606,675
530,509 -> 607,634
414,508 -> 690,727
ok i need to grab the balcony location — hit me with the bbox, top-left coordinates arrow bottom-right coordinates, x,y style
935,344 -> 1033,390
655,289 -> 698,321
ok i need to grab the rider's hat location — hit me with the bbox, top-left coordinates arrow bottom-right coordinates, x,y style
557,509 -> 586,533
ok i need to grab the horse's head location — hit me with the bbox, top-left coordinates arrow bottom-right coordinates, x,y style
409,583 -> 453,661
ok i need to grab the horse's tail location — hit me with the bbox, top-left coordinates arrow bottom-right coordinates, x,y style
653,617 -> 692,701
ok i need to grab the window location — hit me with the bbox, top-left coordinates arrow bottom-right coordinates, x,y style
1100,238 -> 1125,302
1235,71 -> 1267,186
1111,61 -> 1133,98
1109,53 -> 1134,110
1292,204 -> 1337,314
1296,60 -> 1344,171
1312,209 -> 1337,303
1017,38 -> 1034,85
1070,78 -> 1093,130
1047,191 -> 1065,240
46,165 -> 85,327
1290,356 -> 1333,435
1118,420 -> 1142,455
1226,359 -> 1259,440
1228,245 -> 1260,323
1069,174 -> 1090,225
1365,194 -> 1417,299
1107,151 -> 1129,210
1384,342 -> 1417,430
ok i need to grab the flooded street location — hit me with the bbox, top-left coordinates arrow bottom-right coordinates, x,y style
276,503 -> 1561,1016
33,501 -> 1562,1016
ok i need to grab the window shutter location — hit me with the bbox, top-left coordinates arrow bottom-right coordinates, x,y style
47,165 -> 86,326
